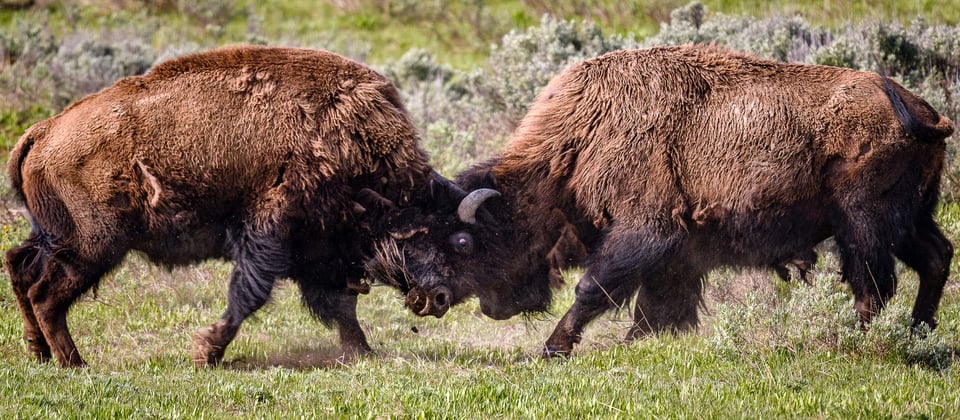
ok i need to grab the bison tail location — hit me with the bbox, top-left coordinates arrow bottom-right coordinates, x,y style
7,125 -> 41,204
878,71 -> 955,140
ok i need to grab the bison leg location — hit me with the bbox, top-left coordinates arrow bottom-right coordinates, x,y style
296,276 -> 372,358
26,253 -> 106,368
835,223 -> 898,325
543,227 -> 683,357
626,260 -> 704,341
192,228 -> 288,367
6,243 -> 52,362
192,266 -> 279,367
894,214 -> 953,329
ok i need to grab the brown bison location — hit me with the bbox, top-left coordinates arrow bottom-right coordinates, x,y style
5,45 -> 434,367
369,45 -> 955,356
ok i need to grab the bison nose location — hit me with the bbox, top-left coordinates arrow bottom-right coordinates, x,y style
408,286 -> 451,318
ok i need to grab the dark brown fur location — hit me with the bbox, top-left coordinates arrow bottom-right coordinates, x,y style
380,45 -> 955,356
5,46 -> 432,367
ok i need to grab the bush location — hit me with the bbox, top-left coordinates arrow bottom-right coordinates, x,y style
483,15 -> 636,120
710,271 -> 955,370
0,14 -> 59,111
384,15 -> 636,174
45,33 -> 155,109
0,11 -> 156,120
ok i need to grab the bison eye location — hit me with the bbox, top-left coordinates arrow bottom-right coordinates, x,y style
449,232 -> 474,255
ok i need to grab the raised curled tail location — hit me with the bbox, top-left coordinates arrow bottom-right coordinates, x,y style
7,124 -> 44,204
878,70 -> 955,141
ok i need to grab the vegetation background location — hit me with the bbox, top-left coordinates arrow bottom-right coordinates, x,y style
1,0 -> 960,417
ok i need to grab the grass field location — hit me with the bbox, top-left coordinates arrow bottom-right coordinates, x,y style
2,0 -> 960,418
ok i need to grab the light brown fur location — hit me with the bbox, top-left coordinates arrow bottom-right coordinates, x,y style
500,46 -> 951,234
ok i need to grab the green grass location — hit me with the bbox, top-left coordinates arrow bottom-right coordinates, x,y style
0,204 -> 959,417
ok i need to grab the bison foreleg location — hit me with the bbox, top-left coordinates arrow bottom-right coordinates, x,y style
193,227 -> 289,367
543,227 -> 684,357
193,264 -> 280,367
894,214 -> 953,330
330,291 -> 371,358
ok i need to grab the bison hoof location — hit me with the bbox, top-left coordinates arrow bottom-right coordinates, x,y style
347,280 -> 371,295
341,340 -> 373,360
910,318 -> 937,336
540,345 -> 572,359
192,327 -> 226,367
58,352 -> 87,368
26,338 -> 52,363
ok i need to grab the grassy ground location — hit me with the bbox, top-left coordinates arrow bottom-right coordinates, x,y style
0,202 -> 959,417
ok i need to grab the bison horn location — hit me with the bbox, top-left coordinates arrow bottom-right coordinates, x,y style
457,188 -> 501,224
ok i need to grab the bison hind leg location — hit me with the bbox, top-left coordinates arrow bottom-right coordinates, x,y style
894,214 -> 953,330
23,248 -> 109,367
6,242 -> 52,362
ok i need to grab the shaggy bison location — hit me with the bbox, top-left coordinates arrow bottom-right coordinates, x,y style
369,45 -> 955,356
5,46 -> 434,367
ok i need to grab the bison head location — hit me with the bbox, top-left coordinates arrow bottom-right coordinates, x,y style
365,171 -> 555,320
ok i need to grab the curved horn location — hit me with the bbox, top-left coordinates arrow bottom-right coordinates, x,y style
457,188 -> 501,224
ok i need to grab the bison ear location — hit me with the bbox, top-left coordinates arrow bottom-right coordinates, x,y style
457,167 -> 499,190
458,188 -> 501,224
479,169 -> 499,190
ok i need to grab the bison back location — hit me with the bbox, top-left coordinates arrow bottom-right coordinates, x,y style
9,46 -> 429,263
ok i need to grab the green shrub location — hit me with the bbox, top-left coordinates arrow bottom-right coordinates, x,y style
0,11 -> 156,114
483,15 -> 636,119
382,48 -> 458,91
0,105 -> 53,150
710,272 -> 955,370
0,13 -> 58,111
176,0 -> 239,28
46,34 -> 155,109
384,15 -> 636,174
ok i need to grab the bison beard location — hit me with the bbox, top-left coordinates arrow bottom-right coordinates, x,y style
4,46 -> 433,367
380,45 -> 956,357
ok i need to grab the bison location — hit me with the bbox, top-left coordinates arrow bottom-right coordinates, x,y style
369,45 -> 955,357
5,45 -> 435,367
